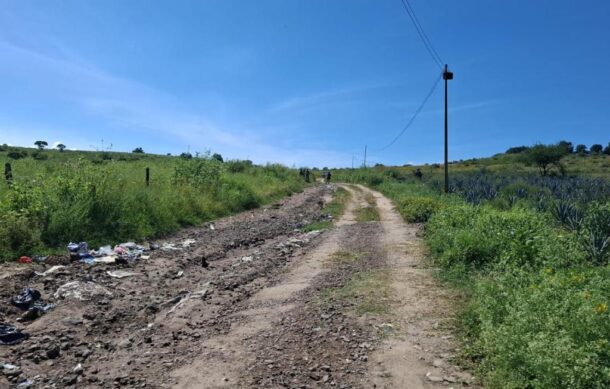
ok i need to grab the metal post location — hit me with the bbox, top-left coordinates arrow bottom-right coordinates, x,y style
363,145 -> 367,168
443,64 -> 453,194
145,167 -> 150,187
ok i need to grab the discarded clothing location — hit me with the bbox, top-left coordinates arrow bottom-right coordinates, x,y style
17,256 -> 32,264
67,242 -> 88,253
11,288 -> 41,310
0,324 -> 28,345
11,288 -> 54,320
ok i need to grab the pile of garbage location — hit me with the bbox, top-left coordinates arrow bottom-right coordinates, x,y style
67,241 -> 152,265
11,287 -> 55,322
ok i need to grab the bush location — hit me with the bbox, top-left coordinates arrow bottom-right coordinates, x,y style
426,204 -> 583,271
398,196 -> 443,222
464,267 -> 610,388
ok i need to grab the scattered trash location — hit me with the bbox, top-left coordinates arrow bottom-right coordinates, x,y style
2,363 -> 21,376
67,242 -> 88,253
79,254 -> 96,265
210,224 -> 215,230
181,239 -> 196,247
16,380 -> 34,388
141,255 -> 150,260
161,243 -> 180,251
54,281 -> 112,301
35,265 -> 66,277
11,288 -> 55,321
96,245 -> 114,256
0,324 -> 29,345
19,302 -> 55,322
93,256 -> 116,264
11,288 -> 41,310
175,270 -> 184,278
107,270 -> 135,279
17,256 -> 32,264
149,243 -> 161,251
241,256 -> 254,263
32,255 -> 47,263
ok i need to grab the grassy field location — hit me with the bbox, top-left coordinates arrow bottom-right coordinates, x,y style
0,147 -> 306,260
336,147 -> 610,389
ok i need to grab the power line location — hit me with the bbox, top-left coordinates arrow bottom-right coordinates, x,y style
399,0 -> 443,69
376,73 -> 441,151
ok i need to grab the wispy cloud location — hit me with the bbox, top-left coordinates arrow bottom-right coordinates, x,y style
0,39 -> 353,166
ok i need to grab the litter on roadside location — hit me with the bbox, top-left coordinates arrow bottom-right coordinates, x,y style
17,256 -> 32,264
35,265 -> 66,277
54,281 -> 113,301
0,324 -> 29,345
11,288 -> 55,321
11,288 -> 41,310
107,270 -> 136,279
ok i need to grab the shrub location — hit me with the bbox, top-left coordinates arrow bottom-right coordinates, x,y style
464,267 -> 610,388
426,205 -> 583,271
398,196 -> 443,222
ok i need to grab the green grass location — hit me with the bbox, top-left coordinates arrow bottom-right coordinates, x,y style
354,206 -> 380,222
0,149 -> 306,260
302,186 -> 350,231
319,267 -> 392,316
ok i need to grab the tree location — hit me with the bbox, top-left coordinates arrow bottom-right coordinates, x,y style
575,144 -> 588,154
34,140 -> 48,150
506,146 -> 529,154
132,147 -> 144,154
590,144 -> 603,154
603,143 -> 610,156
56,143 -> 66,152
522,144 -> 567,176
180,152 -> 193,160
558,140 -> 574,154
211,153 -> 224,163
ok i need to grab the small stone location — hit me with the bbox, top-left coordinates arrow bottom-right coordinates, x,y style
74,364 -> 84,375
46,346 -> 60,359
432,359 -> 444,368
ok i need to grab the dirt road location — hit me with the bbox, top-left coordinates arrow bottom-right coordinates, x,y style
0,184 -> 475,388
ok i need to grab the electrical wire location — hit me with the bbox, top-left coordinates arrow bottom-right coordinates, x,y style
399,0 -> 444,69
376,73 -> 441,151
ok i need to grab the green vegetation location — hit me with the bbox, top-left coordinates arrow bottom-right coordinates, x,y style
354,206 -> 380,222
320,267 -> 391,316
0,147 -> 305,260
336,142 -> 610,389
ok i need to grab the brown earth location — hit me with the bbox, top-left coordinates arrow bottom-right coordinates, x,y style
0,184 -> 476,388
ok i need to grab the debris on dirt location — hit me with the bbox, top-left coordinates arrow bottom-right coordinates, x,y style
35,265 -> 66,276
0,324 -> 28,345
107,270 -> 136,279
11,288 -> 41,309
17,256 -> 32,264
54,281 -> 112,301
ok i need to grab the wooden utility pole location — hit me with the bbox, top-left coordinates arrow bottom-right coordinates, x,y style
443,64 -> 453,194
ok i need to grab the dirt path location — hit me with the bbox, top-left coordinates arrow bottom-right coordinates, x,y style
0,184 -> 474,388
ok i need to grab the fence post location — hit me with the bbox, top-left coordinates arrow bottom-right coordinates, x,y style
145,167 -> 150,187
4,163 -> 12,186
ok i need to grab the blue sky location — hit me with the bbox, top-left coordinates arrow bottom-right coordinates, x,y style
1,0 -> 609,167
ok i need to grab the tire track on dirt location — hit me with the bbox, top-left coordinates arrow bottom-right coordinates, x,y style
170,185 -> 363,388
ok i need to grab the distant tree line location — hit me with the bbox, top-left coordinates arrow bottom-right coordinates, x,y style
507,140 -> 610,156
